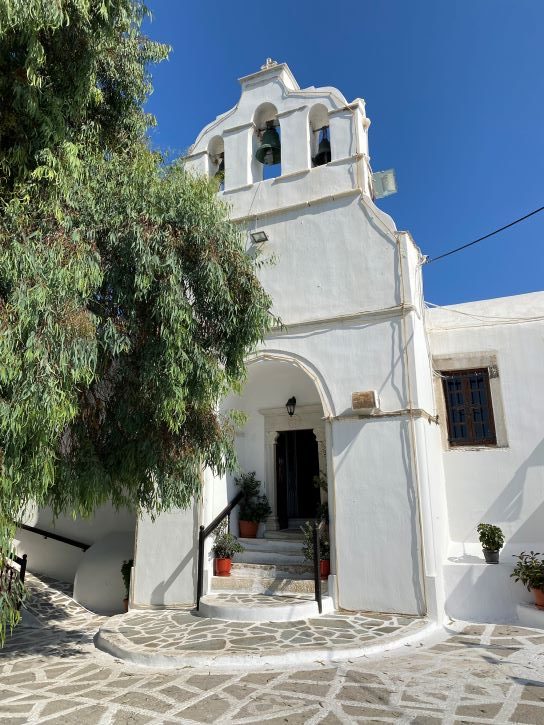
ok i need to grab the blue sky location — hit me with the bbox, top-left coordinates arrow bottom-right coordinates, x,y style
143,1 -> 543,306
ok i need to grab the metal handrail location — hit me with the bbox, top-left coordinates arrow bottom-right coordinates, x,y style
312,519 -> 326,614
17,523 -> 90,551
196,490 -> 244,610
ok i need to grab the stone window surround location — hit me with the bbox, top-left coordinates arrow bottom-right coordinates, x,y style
433,352 -> 508,450
259,404 -> 327,531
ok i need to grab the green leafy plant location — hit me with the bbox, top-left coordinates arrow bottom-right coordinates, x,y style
511,552 -> 544,592
212,522 -> 244,560
0,549 -> 26,643
312,473 -> 329,523
236,472 -> 271,523
0,1 -> 273,644
477,523 -> 505,551
301,522 -> 330,561
121,559 -> 133,599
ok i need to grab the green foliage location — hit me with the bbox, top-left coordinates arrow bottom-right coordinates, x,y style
0,1 -> 273,644
236,472 -> 271,523
511,551 -> 544,592
1,146 -> 272,525
212,522 -> 244,559
477,523 -> 505,552
312,473 -> 329,523
121,559 -> 133,598
301,522 -> 330,562
0,526 -> 26,644
0,0 -> 169,194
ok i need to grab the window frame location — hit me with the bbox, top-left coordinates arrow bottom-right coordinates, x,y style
440,367 -> 497,447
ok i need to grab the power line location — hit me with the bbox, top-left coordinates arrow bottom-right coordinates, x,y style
425,205 -> 544,264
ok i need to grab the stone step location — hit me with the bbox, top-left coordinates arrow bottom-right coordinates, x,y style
237,537 -> 304,553
234,537 -> 305,566
231,562 -> 314,578
234,549 -> 306,565
197,592 -> 334,622
211,574 -> 326,595
264,528 -> 305,541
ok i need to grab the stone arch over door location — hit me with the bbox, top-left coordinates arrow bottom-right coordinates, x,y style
245,349 -> 335,418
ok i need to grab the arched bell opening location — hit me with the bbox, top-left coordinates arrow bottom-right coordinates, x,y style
309,104 -> 331,167
253,102 -> 281,182
208,135 -> 225,191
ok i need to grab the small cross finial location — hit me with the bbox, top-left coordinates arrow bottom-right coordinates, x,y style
261,58 -> 278,70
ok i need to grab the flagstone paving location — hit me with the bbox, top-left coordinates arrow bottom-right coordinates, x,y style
96,605 -> 430,668
1,573 -> 543,723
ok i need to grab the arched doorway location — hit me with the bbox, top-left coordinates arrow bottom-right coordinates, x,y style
222,353 -> 331,533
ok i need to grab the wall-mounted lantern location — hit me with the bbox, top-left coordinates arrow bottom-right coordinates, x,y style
286,397 -> 296,417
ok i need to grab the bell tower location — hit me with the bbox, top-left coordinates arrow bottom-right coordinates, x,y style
183,59 -> 373,199
179,62 -> 447,619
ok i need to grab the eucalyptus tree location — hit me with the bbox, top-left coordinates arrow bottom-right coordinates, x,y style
0,1 -> 272,641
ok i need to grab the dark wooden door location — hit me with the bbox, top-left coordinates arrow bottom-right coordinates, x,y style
275,429 -> 320,527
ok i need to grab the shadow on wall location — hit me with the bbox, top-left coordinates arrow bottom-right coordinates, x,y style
150,503 -> 200,606
477,437 -> 544,542
332,418 -> 426,615
444,558 -> 531,623
399,419 -> 426,616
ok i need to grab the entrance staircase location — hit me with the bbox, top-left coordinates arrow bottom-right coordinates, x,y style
198,530 -> 334,621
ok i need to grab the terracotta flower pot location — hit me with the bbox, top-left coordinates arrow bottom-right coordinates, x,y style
239,520 -> 258,538
532,588 -> 544,609
320,559 -> 330,579
214,557 -> 232,576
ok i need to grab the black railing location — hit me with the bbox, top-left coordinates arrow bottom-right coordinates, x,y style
0,552 -> 27,610
17,523 -> 90,551
196,490 -> 244,610
312,519 -> 326,614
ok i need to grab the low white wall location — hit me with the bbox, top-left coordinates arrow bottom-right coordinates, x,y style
73,531 -> 135,615
443,558 -> 532,623
15,503 -> 136,584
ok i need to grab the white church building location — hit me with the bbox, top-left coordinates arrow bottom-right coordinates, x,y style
16,61 -> 544,626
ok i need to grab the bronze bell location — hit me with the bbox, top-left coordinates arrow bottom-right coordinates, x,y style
313,127 -> 331,167
214,154 -> 225,182
255,122 -> 281,165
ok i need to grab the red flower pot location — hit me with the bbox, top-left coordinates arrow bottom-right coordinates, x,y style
239,520 -> 258,538
214,557 -> 232,576
320,559 -> 330,579
533,588 -> 544,610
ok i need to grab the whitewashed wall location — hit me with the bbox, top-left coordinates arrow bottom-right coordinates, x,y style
428,292 -> 544,621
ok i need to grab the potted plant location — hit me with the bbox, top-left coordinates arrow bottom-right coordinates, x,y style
301,521 -> 331,579
511,551 -> 544,609
235,472 -> 271,538
212,522 -> 244,577
477,523 -> 505,563
121,559 -> 133,612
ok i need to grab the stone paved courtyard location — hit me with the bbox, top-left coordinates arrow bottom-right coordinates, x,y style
97,599 -> 430,668
1,574 -> 543,723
